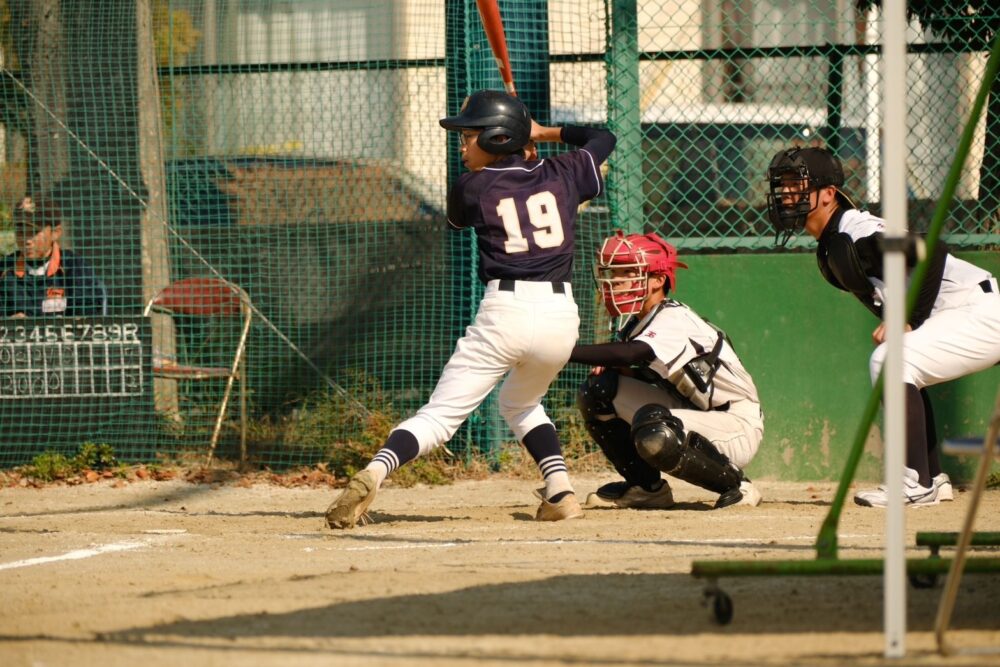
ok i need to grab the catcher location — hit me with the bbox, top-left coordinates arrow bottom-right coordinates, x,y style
568,230 -> 764,509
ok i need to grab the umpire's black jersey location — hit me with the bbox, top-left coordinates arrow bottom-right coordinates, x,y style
446,126 -> 615,284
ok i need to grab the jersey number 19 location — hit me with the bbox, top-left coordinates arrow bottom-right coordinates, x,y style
496,191 -> 564,253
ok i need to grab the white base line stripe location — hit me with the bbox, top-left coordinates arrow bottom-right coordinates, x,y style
338,534 -> 882,552
0,540 -> 148,571
345,542 -> 461,552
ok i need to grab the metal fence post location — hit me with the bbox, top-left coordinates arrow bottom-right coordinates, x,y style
606,0 -> 643,234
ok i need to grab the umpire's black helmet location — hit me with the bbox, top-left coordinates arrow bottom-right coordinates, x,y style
766,147 -> 854,247
769,147 -> 845,189
440,90 -> 531,155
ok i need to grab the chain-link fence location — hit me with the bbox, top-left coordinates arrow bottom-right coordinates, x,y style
0,1 -> 997,470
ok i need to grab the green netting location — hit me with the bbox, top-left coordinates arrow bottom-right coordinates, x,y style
0,1 -> 997,469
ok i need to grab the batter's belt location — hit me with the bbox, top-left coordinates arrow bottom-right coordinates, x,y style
498,279 -> 566,294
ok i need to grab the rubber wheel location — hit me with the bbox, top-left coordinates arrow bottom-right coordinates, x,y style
712,591 -> 734,625
909,573 -> 938,589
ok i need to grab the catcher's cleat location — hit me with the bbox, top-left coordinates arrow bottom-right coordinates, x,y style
586,480 -> 675,509
534,489 -> 584,521
325,469 -> 378,529
715,480 -> 763,509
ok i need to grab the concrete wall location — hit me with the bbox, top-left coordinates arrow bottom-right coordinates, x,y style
675,250 -> 1000,483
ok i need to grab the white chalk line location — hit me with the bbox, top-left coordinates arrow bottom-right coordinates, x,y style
0,540 -> 150,571
0,531 -> 190,572
327,533 -> 882,552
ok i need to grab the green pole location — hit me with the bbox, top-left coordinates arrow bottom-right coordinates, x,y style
605,0 -> 643,234
444,0 -> 487,459
507,0 -> 550,126
447,1 -> 551,463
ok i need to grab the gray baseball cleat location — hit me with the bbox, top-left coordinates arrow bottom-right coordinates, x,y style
534,489 -> 584,521
326,469 -> 378,529
586,480 -> 675,509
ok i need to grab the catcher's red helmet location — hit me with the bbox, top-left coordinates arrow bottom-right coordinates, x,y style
596,230 -> 687,317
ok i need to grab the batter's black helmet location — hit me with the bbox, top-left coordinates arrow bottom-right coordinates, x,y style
440,90 -> 531,155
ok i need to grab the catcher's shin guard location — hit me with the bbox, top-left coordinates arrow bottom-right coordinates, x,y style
631,403 -> 741,494
578,373 -> 660,489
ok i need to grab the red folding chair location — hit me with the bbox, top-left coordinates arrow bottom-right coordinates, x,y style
144,277 -> 252,465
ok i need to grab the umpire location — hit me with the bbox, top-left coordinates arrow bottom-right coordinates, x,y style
766,146 -> 1000,507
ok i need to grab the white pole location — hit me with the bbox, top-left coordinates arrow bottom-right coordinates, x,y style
881,0 -> 908,658
864,9 -> 882,203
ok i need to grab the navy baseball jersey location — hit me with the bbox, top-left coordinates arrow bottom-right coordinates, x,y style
446,125 -> 615,283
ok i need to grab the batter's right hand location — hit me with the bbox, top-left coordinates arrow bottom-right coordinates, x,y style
872,321 -> 911,345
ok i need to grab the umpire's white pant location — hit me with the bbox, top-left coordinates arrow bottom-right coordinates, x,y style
395,279 -> 580,457
609,375 -> 764,469
869,278 -> 1000,388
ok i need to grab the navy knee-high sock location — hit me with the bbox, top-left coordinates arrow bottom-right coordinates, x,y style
904,384 -> 932,487
920,388 -> 942,478
522,424 -> 573,501
366,429 -> 420,487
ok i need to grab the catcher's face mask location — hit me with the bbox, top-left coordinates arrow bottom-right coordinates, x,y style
595,230 -> 686,320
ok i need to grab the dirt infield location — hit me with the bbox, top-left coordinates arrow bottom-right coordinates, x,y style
1,474 -> 998,666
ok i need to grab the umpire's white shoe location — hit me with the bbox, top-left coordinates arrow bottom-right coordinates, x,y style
715,480 -> 763,509
586,480 -> 675,509
737,480 -> 763,506
326,469 -> 378,529
933,472 -> 954,501
854,468 -> 939,508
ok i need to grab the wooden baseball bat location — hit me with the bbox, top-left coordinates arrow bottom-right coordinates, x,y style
475,0 -> 516,96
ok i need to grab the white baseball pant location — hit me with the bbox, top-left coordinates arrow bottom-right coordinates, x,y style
609,374 -> 763,469
395,280 -> 580,456
869,278 -> 1000,387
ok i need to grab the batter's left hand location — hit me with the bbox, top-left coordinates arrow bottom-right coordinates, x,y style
530,120 -> 561,144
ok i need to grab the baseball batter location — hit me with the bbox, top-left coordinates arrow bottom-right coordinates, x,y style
767,146 -> 1000,507
569,230 -> 764,509
326,90 -> 616,528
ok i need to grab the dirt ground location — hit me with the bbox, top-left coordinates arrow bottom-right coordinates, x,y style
0,474 -> 998,667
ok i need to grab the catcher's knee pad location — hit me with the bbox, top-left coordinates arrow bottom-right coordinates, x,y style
682,430 -> 742,494
632,403 -> 742,495
631,403 -> 685,472
579,376 -> 660,488
577,371 -> 620,421
578,371 -> 631,457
